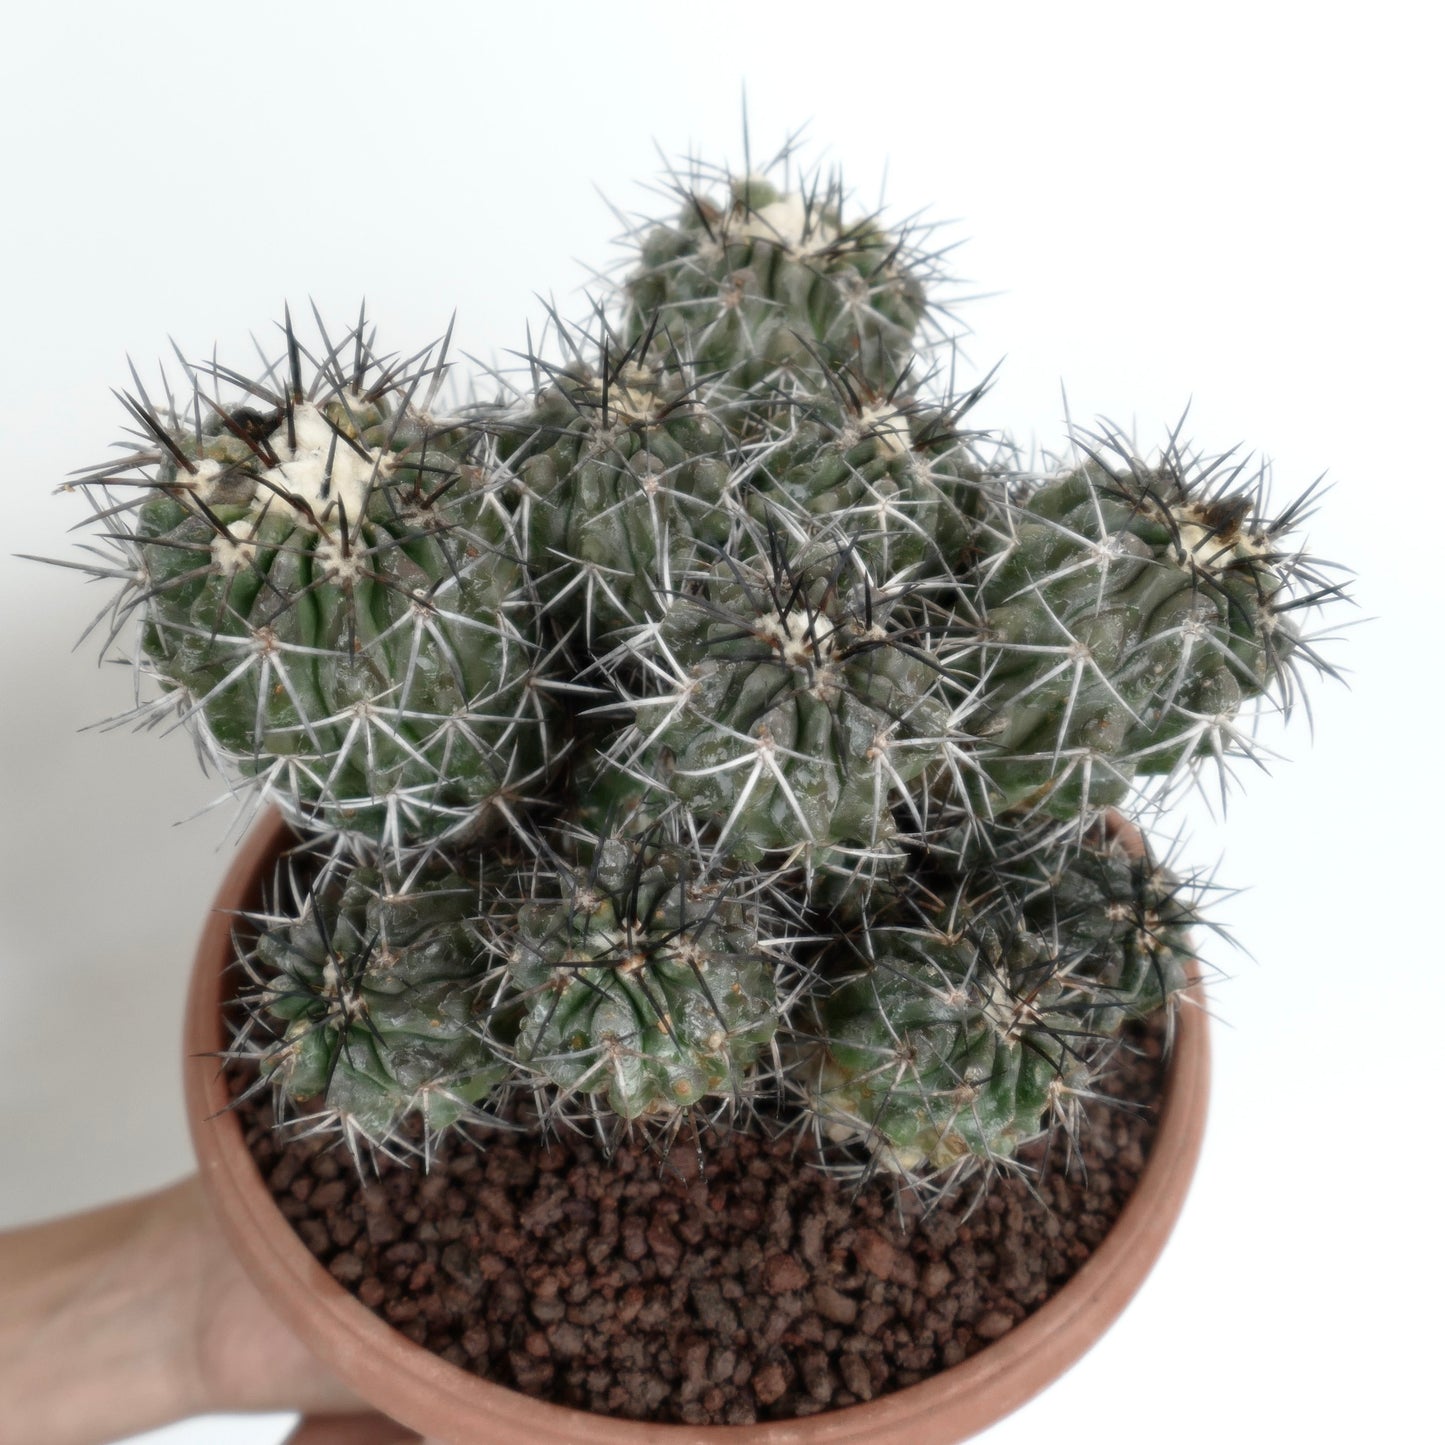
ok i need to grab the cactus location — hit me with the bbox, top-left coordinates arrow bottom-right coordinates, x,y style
237,855 -> 512,1155
804,823 -> 1197,1184
494,329 -> 735,641
611,518 -> 956,863
67,310 -> 546,855
618,166 -> 944,403
947,430 -> 1343,817
506,831 -> 782,1119
744,368 -> 989,579
56,140 -> 1345,1206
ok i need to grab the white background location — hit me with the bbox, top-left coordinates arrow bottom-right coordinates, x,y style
1,2 -> 1440,1442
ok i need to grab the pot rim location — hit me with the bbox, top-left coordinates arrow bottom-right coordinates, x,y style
186,809 -> 1210,1445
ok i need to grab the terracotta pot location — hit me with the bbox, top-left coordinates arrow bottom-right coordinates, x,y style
187,810 -> 1210,1445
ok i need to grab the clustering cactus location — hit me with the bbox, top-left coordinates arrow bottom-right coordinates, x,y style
59,141 -> 1343,1198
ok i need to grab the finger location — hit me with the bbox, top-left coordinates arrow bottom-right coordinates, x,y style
281,1414 -> 424,1445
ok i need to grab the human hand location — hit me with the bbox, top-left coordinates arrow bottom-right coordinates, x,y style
0,1176 -> 377,1445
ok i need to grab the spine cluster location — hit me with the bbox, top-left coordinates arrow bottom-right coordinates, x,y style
64,144 -> 1343,1196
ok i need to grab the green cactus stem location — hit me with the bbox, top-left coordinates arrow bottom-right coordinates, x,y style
613,520 -> 957,863
619,162 -> 945,403
743,363 -> 988,579
491,323 -> 735,641
948,428 -> 1344,817
804,819 -> 1195,1186
70,311 -> 546,854
236,856 -> 511,1155
506,832 -> 782,1119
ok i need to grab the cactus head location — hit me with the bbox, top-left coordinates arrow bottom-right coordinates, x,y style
72,311 -> 547,856
505,830 -> 781,1121
615,518 -> 956,863
237,852 -> 511,1157
744,364 -> 988,579
493,325 -> 734,642
950,427 -> 1343,818
619,156 -> 953,405
804,821 -> 1197,1189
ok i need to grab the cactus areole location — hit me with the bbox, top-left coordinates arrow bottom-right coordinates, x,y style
63,138 -> 1343,1437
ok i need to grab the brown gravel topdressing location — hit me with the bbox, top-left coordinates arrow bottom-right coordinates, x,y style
234,1021 -> 1165,1427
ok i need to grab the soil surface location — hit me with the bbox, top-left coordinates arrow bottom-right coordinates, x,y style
233,1021 -> 1165,1426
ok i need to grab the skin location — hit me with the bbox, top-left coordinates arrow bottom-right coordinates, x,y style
0,1177 -> 427,1445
